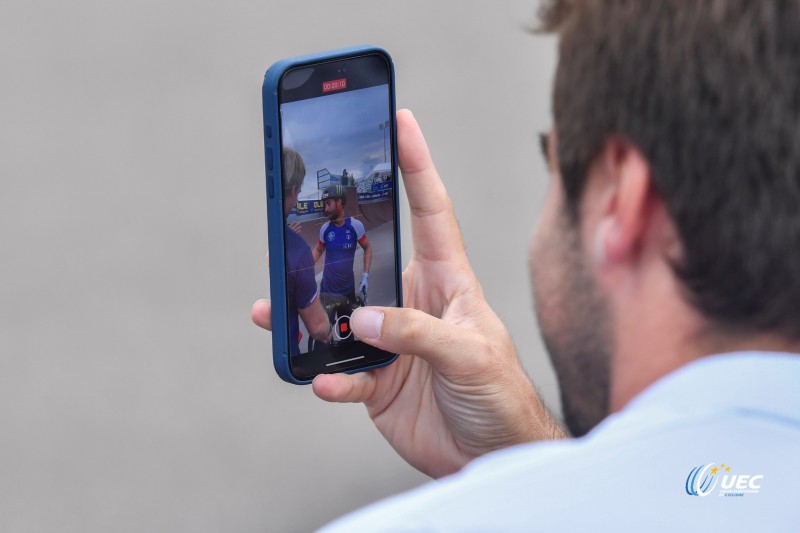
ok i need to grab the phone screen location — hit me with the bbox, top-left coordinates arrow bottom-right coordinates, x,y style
278,53 -> 399,380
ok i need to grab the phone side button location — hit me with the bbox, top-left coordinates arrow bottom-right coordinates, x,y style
268,174 -> 275,199
266,147 -> 274,170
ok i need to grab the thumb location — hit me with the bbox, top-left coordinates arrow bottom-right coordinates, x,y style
350,306 -> 483,373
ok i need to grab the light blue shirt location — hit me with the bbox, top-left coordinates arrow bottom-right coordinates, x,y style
321,352 -> 800,532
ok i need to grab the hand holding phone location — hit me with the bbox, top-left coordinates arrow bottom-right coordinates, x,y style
253,110 -> 564,478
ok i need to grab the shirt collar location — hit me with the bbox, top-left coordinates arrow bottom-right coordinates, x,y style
618,351 -> 800,425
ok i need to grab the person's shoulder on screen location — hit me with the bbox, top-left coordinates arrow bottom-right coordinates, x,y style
349,217 -> 366,240
286,228 -> 314,270
319,221 -> 332,245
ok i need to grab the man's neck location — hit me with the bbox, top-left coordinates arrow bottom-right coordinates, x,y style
611,302 -> 800,412
331,214 -> 346,227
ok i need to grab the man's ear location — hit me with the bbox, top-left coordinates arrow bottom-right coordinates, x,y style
594,139 -> 654,265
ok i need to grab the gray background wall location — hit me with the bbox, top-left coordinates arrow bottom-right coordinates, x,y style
0,1 -> 559,531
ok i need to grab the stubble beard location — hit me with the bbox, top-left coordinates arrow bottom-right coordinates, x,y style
328,207 -> 343,223
531,213 -> 613,437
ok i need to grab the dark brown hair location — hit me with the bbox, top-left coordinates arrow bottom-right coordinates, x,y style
539,0 -> 800,336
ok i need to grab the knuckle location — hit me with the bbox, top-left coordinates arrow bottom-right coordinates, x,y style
471,337 -> 495,368
474,335 -> 493,358
401,312 -> 430,346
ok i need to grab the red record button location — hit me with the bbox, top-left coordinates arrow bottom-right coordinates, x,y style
334,314 -> 352,340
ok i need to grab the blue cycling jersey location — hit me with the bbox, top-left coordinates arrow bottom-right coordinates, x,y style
319,217 -> 366,298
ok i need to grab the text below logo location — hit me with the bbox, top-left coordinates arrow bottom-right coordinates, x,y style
322,78 -> 347,93
685,463 -> 763,498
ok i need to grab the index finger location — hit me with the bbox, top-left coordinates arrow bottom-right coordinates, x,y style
251,299 -> 272,331
397,109 -> 467,263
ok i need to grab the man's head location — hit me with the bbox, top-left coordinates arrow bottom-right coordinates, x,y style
530,0 -> 800,436
322,184 -> 346,222
282,148 -> 306,218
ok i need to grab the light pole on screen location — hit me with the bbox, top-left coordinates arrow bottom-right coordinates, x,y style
379,120 -> 389,162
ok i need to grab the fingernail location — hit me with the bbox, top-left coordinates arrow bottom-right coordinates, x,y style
351,308 -> 384,340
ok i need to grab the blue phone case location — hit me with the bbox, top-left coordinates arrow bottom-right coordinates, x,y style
261,45 -> 402,384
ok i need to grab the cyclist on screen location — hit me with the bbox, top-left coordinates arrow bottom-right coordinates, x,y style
312,184 -> 372,322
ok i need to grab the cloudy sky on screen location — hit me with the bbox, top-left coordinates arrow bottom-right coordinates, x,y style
281,84 -> 391,199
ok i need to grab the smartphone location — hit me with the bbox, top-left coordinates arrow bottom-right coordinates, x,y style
261,46 -> 402,384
